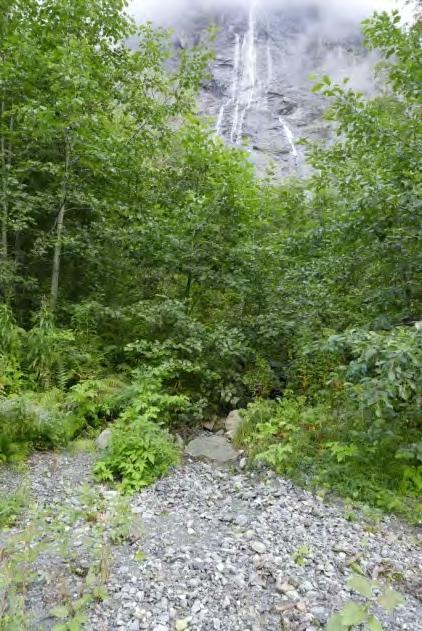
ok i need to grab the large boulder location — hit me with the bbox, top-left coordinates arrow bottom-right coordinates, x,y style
185,435 -> 238,464
225,410 -> 243,440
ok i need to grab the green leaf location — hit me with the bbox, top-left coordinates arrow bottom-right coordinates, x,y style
340,602 -> 367,626
348,574 -> 377,598
378,588 -> 404,612
49,605 -> 70,619
367,614 -> 384,631
326,613 -> 348,631
85,571 -> 97,587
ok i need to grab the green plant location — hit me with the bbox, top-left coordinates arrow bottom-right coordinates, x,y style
24,306 -> 87,390
66,376 -> 129,430
293,544 -> 311,566
125,310 -> 254,415
236,388 -> 422,522
236,393 -> 329,477
0,307 -> 24,396
327,573 -> 404,630
0,489 -> 27,529
0,390 -> 71,461
94,415 -> 180,494
94,372 -> 184,493
323,327 -> 422,429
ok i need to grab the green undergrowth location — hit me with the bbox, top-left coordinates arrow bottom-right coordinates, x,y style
0,370 -> 187,493
327,573 -> 404,630
236,395 -> 421,523
236,327 -> 422,524
0,489 -> 28,530
93,372 -> 185,493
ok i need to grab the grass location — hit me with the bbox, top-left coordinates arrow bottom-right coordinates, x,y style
0,489 -> 27,530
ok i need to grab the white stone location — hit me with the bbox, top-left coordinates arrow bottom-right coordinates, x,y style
250,541 -> 267,555
225,410 -> 244,440
95,428 -> 113,450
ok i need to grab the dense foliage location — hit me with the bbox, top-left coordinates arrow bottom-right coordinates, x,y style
0,1 -> 420,514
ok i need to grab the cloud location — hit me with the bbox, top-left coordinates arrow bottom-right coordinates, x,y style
129,0 -> 408,25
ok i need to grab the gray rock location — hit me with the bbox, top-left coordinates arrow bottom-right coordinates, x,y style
2,444 -> 420,631
250,541 -> 267,555
170,5 -> 373,181
225,410 -> 243,440
185,435 -> 238,463
276,581 -> 296,594
95,428 -> 113,450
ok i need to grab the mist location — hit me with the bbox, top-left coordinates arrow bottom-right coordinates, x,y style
129,0 -> 408,26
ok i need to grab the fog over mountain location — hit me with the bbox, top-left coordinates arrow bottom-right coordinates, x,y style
129,0 -> 408,176
131,0 -> 403,24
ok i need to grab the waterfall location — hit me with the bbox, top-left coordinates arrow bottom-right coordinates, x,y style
215,0 -> 300,173
231,2 -> 257,143
279,117 -> 298,159
230,33 -> 241,142
215,105 -> 225,136
231,33 -> 241,99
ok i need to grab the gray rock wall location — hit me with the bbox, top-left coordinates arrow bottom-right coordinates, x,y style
175,3 -> 372,177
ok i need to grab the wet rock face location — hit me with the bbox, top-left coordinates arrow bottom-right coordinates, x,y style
176,3 -> 368,177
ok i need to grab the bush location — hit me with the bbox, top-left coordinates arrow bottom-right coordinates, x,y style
124,300 -> 255,414
0,390 -> 72,462
0,305 -> 24,395
236,381 -> 421,522
66,376 -> 130,430
94,416 -> 180,494
323,326 -> 422,431
24,305 -> 96,390
235,393 -> 330,479
93,371 -> 187,493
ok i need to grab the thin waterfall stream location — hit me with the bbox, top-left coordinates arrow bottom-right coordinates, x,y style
279,117 -> 298,160
214,0 -> 299,167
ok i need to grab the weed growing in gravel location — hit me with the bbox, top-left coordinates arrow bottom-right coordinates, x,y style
0,483 -> 133,630
293,544 -> 311,566
327,573 -> 404,630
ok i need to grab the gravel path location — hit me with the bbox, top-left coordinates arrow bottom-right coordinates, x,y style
0,452 -> 421,630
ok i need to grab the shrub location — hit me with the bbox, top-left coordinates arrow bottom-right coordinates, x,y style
94,416 -> 180,494
323,326 -> 422,430
236,383 -> 421,521
0,391 -> 69,462
235,393 -> 329,479
0,305 -> 24,395
93,371 -> 187,493
124,300 -> 254,413
66,376 -> 129,430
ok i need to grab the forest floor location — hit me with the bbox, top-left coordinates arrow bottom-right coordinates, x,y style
0,451 -> 421,631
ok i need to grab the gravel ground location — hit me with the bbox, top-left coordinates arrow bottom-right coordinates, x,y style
0,452 -> 421,631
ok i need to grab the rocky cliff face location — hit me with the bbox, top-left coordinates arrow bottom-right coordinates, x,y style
174,2 -> 370,177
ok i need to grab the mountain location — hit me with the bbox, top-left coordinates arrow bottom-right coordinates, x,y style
174,2 -> 371,177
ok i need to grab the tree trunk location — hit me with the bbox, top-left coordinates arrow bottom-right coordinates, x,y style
1,98 -> 8,261
185,272 -> 193,300
50,132 -> 70,311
